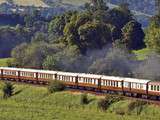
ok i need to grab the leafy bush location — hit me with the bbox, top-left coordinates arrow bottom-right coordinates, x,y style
98,95 -> 124,111
128,100 -> 147,115
80,94 -> 89,105
48,80 -> 65,93
115,108 -> 126,116
97,98 -> 109,111
2,82 -> 14,98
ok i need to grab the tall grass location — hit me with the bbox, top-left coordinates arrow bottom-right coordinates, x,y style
13,0 -> 49,7
0,58 -> 13,67
0,82 -> 159,120
133,48 -> 151,60
62,0 -> 89,6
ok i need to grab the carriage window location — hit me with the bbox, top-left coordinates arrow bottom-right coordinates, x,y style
105,81 -> 107,86
157,86 -> 160,91
83,78 -> 86,83
88,78 -> 90,83
93,79 -> 95,84
154,85 -> 157,91
125,82 -> 129,87
116,82 -> 118,87
111,81 -> 113,86
102,80 -> 105,86
90,79 -> 92,83
109,81 -> 111,86
140,84 -> 143,89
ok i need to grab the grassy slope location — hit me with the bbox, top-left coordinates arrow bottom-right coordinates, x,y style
0,0 -> 5,4
0,0 -> 48,7
0,58 -> 13,67
13,0 -> 49,7
0,0 -> 89,6
62,0 -> 89,6
0,82 -> 159,120
133,48 -> 151,60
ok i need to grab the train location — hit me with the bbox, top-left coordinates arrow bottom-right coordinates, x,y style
0,67 -> 160,98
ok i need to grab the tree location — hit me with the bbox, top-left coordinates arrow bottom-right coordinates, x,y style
155,0 -> 160,15
145,16 -> 160,53
78,22 -> 112,52
31,32 -> 48,43
122,20 -> 145,50
43,45 -> 81,71
48,11 -> 75,38
2,82 -> 14,98
12,42 -> 56,68
11,43 -> 28,66
90,0 -> 108,11
80,94 -> 89,105
106,4 -> 132,29
0,27 -> 31,58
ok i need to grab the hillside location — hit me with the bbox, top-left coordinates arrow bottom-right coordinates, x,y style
61,0 -> 89,6
0,0 -> 49,7
0,0 -> 88,7
0,0 -> 153,26
0,58 -> 12,67
109,0 -> 155,15
13,0 -> 49,7
0,0 -> 5,4
0,82 -> 159,120
0,0 -> 155,15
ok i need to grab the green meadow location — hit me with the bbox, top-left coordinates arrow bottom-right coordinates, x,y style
0,82 -> 159,120
0,58 -> 13,67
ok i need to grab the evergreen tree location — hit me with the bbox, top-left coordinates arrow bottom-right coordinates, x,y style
155,0 -> 160,15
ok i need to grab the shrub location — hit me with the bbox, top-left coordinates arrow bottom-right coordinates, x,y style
48,80 -> 65,93
2,82 -> 14,98
97,98 -> 109,111
98,95 -> 124,111
128,100 -> 147,115
115,108 -> 126,116
80,94 -> 89,105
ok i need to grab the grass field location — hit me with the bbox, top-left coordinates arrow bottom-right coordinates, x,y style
0,0 -> 49,7
0,0 -> 88,7
0,58 -> 13,67
13,0 -> 49,7
133,48 -> 151,60
0,0 -> 5,4
0,82 -> 159,120
62,0 -> 89,6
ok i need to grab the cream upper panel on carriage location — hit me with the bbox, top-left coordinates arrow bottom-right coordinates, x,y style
123,78 -> 150,90
101,76 -> 124,81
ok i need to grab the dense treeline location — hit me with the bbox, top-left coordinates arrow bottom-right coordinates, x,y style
0,11 -> 49,58
2,0 -> 160,80
0,26 -> 32,58
9,0 -> 145,76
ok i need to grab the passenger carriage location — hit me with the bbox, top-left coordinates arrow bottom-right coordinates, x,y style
123,78 -> 150,94
148,81 -> 160,96
37,70 -> 57,82
2,67 -> 160,98
56,72 -> 78,86
0,67 -> 18,80
76,73 -> 101,88
101,76 -> 123,91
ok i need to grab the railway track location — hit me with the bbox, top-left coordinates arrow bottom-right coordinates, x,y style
1,78 -> 160,106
